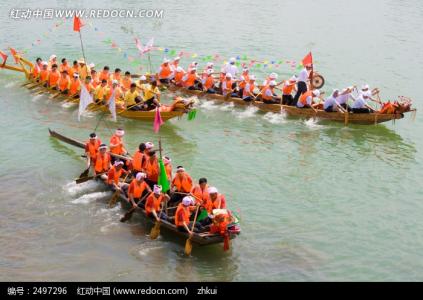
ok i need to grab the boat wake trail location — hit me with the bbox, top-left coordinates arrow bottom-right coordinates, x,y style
71,191 -> 111,205
263,112 -> 287,124
64,180 -> 101,197
233,106 -> 259,119
220,102 -> 235,111
304,118 -> 323,129
61,102 -> 76,109
199,101 -> 219,110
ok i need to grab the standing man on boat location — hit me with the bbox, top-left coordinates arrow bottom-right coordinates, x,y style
85,133 -> 102,168
93,144 -> 111,181
223,57 -> 238,80
128,172 -> 151,208
281,76 -> 297,105
293,64 -> 312,105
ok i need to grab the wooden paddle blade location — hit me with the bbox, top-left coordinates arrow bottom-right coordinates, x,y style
120,208 -> 136,222
79,167 -> 90,179
75,176 -> 94,184
108,191 -> 120,208
184,237 -> 193,256
150,222 -> 161,240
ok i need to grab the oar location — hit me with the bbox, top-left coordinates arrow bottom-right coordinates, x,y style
79,166 -> 90,178
150,199 -> 167,240
120,192 -> 150,222
108,172 -> 131,208
75,172 -> 106,184
49,91 -> 62,99
184,204 -> 200,256
22,81 -> 35,87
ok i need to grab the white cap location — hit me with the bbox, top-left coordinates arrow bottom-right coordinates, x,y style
140,75 -> 147,81
269,73 -> 278,79
207,69 -> 214,75
174,56 -> 181,61
312,89 -> 320,97
206,62 -> 214,67
182,196 -> 194,206
229,57 -> 236,63
249,75 -> 256,81
225,73 -> 232,78
269,80 -> 277,86
136,172 -> 146,180
99,143 -> 107,150
163,156 -> 171,164
115,129 -> 125,136
89,63 -> 95,69
208,186 -> 218,194
176,166 -> 185,172
49,54 -> 57,60
362,84 -> 369,90
163,58 -> 170,63
192,61 -> 198,65
176,66 -> 183,72
153,184 -> 162,194
145,142 -> 154,149
42,61 -> 48,66
77,58 -> 85,64
112,79 -> 119,85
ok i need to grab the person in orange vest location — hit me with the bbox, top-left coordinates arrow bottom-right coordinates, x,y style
281,76 -> 298,106
222,73 -> 236,97
94,79 -> 110,104
145,185 -> 170,221
170,56 -> 181,74
78,59 -> 90,81
183,68 -> 202,90
169,166 -> 193,206
98,66 -> 110,82
38,62 -> 50,86
202,69 -> 216,94
58,70 -> 71,94
109,68 -> 122,87
128,172 -> 152,208
69,73 -> 81,98
48,64 -> 60,90
172,66 -> 185,87
157,58 -> 173,84
242,75 -> 256,102
261,81 -> 281,104
175,196 -> 203,234
106,80 -> 123,106
32,58 -> 42,80
238,67 -> 250,97
93,144 -> 111,181
84,132 -> 102,168
109,128 -> 128,160
144,150 -> 159,188
296,89 -> 320,108
59,58 -> 70,73
163,156 -> 173,181
48,54 -> 57,70
107,160 -> 129,192
130,143 -> 147,176
206,186 -> 227,213
68,60 -> 79,78
90,69 -> 100,88
190,178 -> 210,207
121,71 -> 132,92
83,76 -> 95,95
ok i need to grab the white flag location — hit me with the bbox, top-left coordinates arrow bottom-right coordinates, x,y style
78,84 -> 93,122
108,89 -> 117,122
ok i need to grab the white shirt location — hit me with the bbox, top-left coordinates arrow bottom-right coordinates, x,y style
297,95 -> 312,108
351,96 -> 367,109
323,96 -> 339,110
224,63 -> 238,78
336,93 -> 350,105
297,68 -> 309,83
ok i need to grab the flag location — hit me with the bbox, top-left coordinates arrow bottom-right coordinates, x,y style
108,89 -> 117,122
157,159 -> 170,193
73,16 -> 83,32
78,85 -> 93,121
187,109 -> 197,121
302,52 -> 313,66
0,50 -> 8,66
9,48 -> 19,64
134,38 -> 143,52
153,107 -> 164,133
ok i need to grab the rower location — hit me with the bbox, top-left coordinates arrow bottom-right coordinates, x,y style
202,62 -> 214,79
32,58 -> 42,80
170,166 -> 193,206
173,66 -> 185,87
109,128 -> 128,158
83,76 -> 95,95
350,91 -> 375,113
85,133 -> 102,168
175,196 -> 201,234
187,61 -> 198,72
144,142 -> 154,157
68,60 -> 79,78
202,69 -> 216,94
293,64 -> 312,105
93,143 -> 111,181
171,56 -> 181,73
69,73 -> 81,98
48,54 -> 57,70
183,68 -> 202,90
145,185 -> 170,221
238,67 -> 250,97
206,187 -> 227,213
297,89 -> 320,108
128,172 -> 151,208
191,178 -> 210,207
121,71 -> 132,92
90,69 -> 99,88
261,81 -> 281,104
158,58 -> 173,84
336,86 -> 354,110
242,75 -> 256,102
323,89 -> 344,112
107,80 -> 123,107
107,160 -> 129,193
130,143 -> 146,176
222,73 -> 236,97
223,57 -> 238,79
144,150 -> 159,188
110,68 -> 121,86
141,81 -> 161,110
94,79 -> 110,104
263,72 -> 278,87
163,156 -> 173,181
89,63 -> 96,72
281,76 -> 297,106
59,58 -> 70,73
48,64 -> 60,90
78,59 -> 90,81
99,66 -> 111,82
39,62 -> 49,86
58,71 -> 71,94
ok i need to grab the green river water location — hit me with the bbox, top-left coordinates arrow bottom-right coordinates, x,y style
1,0 -> 423,281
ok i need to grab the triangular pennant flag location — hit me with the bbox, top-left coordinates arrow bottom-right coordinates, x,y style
73,16 -> 84,32
153,107 -> 164,133
302,52 -> 313,66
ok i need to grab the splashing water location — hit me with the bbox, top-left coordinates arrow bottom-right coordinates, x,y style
64,180 -> 101,197
220,102 -> 235,111
61,102 -> 76,109
200,101 -> 219,110
71,191 -> 111,205
303,118 -> 323,129
233,106 -> 259,119
263,112 -> 287,124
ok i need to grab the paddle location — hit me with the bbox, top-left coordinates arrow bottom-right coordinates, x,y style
49,91 -> 62,99
108,172 -> 131,208
150,199 -> 167,240
120,192 -> 150,222
75,172 -> 106,184
184,204 -> 200,256
79,166 -> 90,179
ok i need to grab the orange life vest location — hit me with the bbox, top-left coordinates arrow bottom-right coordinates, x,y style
85,139 -> 102,160
184,73 -> 197,87
145,157 -> 159,182
172,173 -> 193,193
109,134 -> 124,155
99,70 -> 110,82
242,83 -> 255,98
128,179 -> 148,199
69,78 -> 81,96
145,193 -> 164,216
48,70 -> 60,87
165,164 -> 172,180
175,204 -> 191,227
59,63 -> 70,73
299,90 -> 313,105
239,74 -> 249,89
205,194 -> 226,213
191,185 -> 210,206
282,82 -> 295,95
159,64 -> 172,79
132,150 -> 145,171
84,83 -> 94,93
58,76 -> 70,91
40,69 -> 49,82
68,66 -> 79,78
204,76 -> 215,90
32,64 -> 41,78
121,77 -> 132,91
222,79 -> 232,92
261,85 -> 274,101
94,152 -> 111,173
174,72 -> 184,84
107,166 -> 123,185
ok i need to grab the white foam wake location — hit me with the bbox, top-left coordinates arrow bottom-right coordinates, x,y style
71,191 -> 111,205
233,106 -> 258,119
263,112 -> 287,124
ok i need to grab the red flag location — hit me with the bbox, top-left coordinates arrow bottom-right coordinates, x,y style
302,52 -> 313,66
73,16 -> 83,32
153,107 -> 164,133
0,50 -> 8,66
9,47 -> 19,64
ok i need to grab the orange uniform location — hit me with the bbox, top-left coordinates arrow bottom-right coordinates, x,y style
68,65 -> 80,78
145,193 -> 164,216
109,134 -> 125,155
131,150 -> 146,172
59,63 -> 70,73
145,157 -> 159,182
204,76 -> 215,90
159,63 -> 172,79
85,139 -> 102,161
128,179 -> 149,199
98,70 -> 110,82
121,77 -> 132,91
39,69 -> 49,82
299,90 -> 313,106
69,78 -> 81,96
205,194 -> 227,213
107,166 -> 126,185
165,164 -> 172,181
58,75 -> 71,92
172,173 -> 193,193
174,203 -> 191,227
191,185 -> 210,206
184,73 -> 197,87
48,70 -> 60,87
94,152 -> 111,173
282,82 -> 295,95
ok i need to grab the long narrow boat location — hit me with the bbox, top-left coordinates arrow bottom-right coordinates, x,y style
163,82 -> 415,125
48,129 -> 240,247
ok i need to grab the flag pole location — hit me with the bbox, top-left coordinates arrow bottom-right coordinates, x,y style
78,30 -> 87,65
